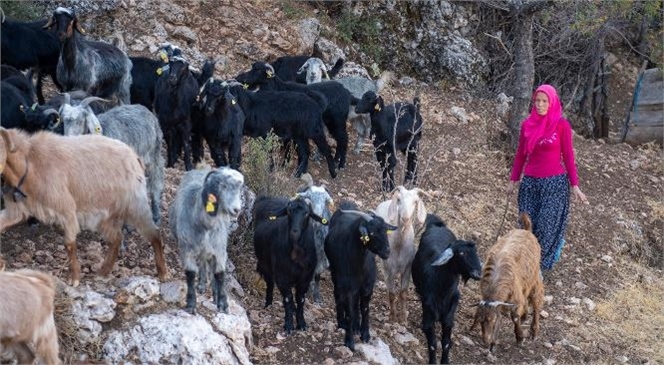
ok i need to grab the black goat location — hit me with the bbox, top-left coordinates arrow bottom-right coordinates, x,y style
270,55 -> 344,84
45,7 -> 132,104
0,9 -> 61,104
236,62 -> 353,169
194,78 -> 245,170
1,67 -> 36,131
355,91 -> 423,192
324,201 -> 396,351
411,214 -> 482,364
227,82 -> 337,179
129,56 -> 163,111
153,54 -> 199,171
253,195 -> 325,334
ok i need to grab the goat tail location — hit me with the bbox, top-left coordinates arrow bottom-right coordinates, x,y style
375,71 -> 395,94
519,212 -> 532,232
328,58 -> 345,79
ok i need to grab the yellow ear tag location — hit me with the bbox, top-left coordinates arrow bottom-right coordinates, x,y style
387,229 -> 394,234
206,201 -> 215,212
156,68 -> 163,76
19,104 -> 25,112
195,95 -> 200,102
361,235 -> 370,244
269,216 -> 277,220
321,218 -> 328,225
160,52 -> 169,62
94,126 -> 102,134
266,71 -> 274,78
231,99 -> 236,105
243,84 -> 249,89
374,104 -> 381,112
31,103 -> 37,111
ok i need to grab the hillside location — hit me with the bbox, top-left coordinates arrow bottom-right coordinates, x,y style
1,1 -> 662,364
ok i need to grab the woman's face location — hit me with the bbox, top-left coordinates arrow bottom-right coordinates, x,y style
534,92 -> 550,116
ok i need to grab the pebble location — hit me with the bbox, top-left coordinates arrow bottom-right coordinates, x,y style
540,310 -> 549,319
568,297 -> 581,305
459,335 -> 474,346
574,282 -> 588,290
544,295 -> 554,305
601,255 -> 613,263
616,355 -> 629,363
543,342 -> 553,349
582,298 -> 596,311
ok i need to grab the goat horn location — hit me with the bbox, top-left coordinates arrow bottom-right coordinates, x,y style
79,96 -> 107,109
1,8 -> 6,23
265,63 -> 275,74
339,209 -> 373,222
43,108 -> 59,117
415,188 -> 434,198
63,92 -> 71,105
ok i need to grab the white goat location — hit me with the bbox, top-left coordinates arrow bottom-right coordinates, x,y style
374,186 -> 428,323
0,269 -> 60,365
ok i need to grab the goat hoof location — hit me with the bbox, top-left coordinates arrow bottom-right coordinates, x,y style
360,331 -> 370,343
344,339 -> 355,352
69,278 -> 80,287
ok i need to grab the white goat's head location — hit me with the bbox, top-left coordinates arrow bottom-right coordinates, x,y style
202,167 -> 245,218
387,186 -> 428,228
297,57 -> 329,85
60,95 -> 105,136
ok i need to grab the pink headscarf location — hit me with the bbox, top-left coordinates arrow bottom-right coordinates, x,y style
522,84 -> 562,154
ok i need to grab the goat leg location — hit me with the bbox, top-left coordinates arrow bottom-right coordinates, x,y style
280,289 -> 295,335
344,295 -> 356,351
185,270 -> 197,314
11,342 -> 35,364
359,292 -> 372,343
295,282 -> 308,330
98,227 -> 123,278
422,308 -> 437,364
399,290 -> 409,324
214,271 -> 228,313
440,323 -> 453,364
64,239 -> 81,287
310,274 -> 322,304
512,311 -> 525,345
388,292 -> 397,322
149,235 -> 168,281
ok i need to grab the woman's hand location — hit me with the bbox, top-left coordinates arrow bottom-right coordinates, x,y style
507,180 -> 519,195
571,185 -> 589,204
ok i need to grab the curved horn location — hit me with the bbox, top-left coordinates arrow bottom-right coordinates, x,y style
43,108 -> 60,117
265,63 -> 275,74
63,92 -> 71,106
1,8 -> 6,23
415,188 -> 434,198
339,209 -> 373,222
297,58 -> 313,74
79,96 -> 107,109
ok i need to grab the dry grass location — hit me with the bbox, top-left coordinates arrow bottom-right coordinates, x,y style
594,264 -> 664,363
54,281 -> 104,364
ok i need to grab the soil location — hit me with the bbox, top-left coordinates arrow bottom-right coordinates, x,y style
1,1 -> 662,364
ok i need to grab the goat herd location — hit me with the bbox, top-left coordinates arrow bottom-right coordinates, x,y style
0,6 -> 545,365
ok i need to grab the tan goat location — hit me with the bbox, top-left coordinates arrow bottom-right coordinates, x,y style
471,212 -> 544,351
0,269 -> 60,365
0,127 -> 168,287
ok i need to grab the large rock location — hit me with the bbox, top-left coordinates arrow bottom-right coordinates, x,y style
355,338 -> 398,365
102,299 -> 252,365
66,287 -> 117,345
297,18 -> 321,54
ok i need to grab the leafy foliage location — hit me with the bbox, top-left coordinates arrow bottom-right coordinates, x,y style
0,0 -> 44,21
242,131 -> 298,198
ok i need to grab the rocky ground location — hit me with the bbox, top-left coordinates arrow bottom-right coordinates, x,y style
1,1 -> 662,364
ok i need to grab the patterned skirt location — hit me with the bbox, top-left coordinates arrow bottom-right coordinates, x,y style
517,174 -> 570,271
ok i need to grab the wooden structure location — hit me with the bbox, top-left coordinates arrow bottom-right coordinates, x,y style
621,67 -> 664,145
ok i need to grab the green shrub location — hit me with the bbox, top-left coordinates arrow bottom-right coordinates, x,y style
336,11 -> 383,63
0,0 -> 44,21
242,131 -> 299,197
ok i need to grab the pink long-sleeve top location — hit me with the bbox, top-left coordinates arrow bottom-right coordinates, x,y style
510,119 -> 579,186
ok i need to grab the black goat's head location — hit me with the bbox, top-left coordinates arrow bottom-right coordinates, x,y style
355,90 -> 384,114
236,62 -> 274,88
24,104 -> 62,134
167,56 -> 189,86
431,239 -> 482,283
199,78 -> 235,117
341,209 -> 396,260
270,196 -> 327,244
44,7 -> 85,42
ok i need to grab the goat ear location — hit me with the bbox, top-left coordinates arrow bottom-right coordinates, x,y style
268,206 -> 287,220
0,128 -> 17,153
416,198 -> 427,226
431,247 -> 454,266
358,224 -> 370,245
387,191 -> 399,224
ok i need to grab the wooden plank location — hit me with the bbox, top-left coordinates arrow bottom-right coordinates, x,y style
630,109 -> 664,127
625,125 -> 664,145
636,68 -> 664,106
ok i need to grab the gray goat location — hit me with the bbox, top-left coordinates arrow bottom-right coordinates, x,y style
61,95 -> 165,225
303,60 -> 394,154
169,167 -> 245,314
45,7 -> 132,104
296,173 -> 334,304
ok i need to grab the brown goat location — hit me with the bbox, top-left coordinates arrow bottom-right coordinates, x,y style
0,127 -> 168,287
471,212 -> 544,351
0,269 -> 61,364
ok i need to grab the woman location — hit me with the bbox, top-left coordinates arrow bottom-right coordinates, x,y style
508,84 -> 589,272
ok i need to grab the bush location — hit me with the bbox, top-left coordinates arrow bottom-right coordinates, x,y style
0,0 -> 45,21
242,131 -> 299,198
